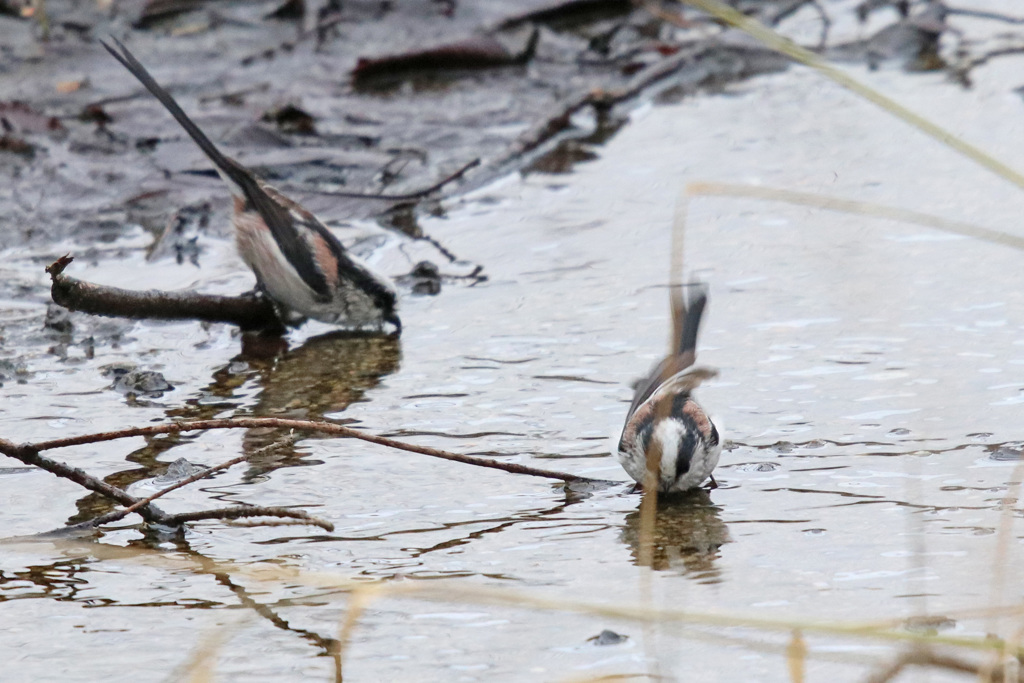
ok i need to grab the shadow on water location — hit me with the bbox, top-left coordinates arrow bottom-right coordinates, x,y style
620,489 -> 731,584
67,332 -> 401,524
232,331 -> 401,480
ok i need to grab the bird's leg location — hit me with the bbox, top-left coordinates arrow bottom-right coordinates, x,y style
706,475 -> 719,490
251,280 -> 305,328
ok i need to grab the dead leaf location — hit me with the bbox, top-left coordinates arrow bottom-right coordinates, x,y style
0,101 -> 64,134
262,104 -> 317,136
56,79 -> 87,93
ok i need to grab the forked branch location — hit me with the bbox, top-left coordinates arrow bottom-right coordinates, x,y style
0,417 -> 603,534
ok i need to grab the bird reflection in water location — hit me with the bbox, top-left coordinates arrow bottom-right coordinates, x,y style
620,489 -> 731,583
67,331 -> 399,525
227,331 -> 401,479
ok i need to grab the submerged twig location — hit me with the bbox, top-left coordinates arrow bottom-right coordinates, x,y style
945,7 -> 1024,25
501,37 -> 784,166
302,157 -> 480,200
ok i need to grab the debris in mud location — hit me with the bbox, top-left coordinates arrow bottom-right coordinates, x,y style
265,0 -> 304,21
131,0 -> 209,29
262,104 -> 318,136
497,0 -> 632,32
0,359 -> 29,387
351,26 -> 539,90
0,101 -> 65,158
862,2 -> 948,71
147,200 -> 211,265
0,134 -> 34,157
401,261 -> 443,296
55,79 -> 87,94
77,103 -> 113,127
3,0 -> 998,265
856,0 -> 910,23
2,0 -> 1022,351
0,101 -> 64,135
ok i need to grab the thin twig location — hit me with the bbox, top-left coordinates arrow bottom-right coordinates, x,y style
945,7 -> 1024,25
161,506 -> 334,531
951,45 -> 1024,86
29,417 -> 597,483
0,437 -> 333,531
100,452 -> 250,525
500,35 -> 782,166
0,437 -> 156,517
301,157 -> 480,200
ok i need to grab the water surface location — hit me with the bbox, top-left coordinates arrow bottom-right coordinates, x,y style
3,25 -> 1024,682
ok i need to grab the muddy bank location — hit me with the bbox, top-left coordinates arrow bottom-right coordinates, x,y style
3,0 -> 975,255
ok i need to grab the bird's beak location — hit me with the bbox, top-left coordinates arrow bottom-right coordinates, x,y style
385,312 -> 402,337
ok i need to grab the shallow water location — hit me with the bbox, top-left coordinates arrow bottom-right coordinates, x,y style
4,24 -> 1024,683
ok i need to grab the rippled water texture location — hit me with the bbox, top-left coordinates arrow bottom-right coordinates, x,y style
4,26 -> 1024,683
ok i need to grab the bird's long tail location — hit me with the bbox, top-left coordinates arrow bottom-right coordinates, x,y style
670,281 -> 708,359
101,38 -> 247,193
623,282 -> 710,422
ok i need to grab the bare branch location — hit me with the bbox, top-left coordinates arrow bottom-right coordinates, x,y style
30,417 -> 599,483
0,437 -> 159,520
0,433 -> 334,531
297,157 -> 480,200
98,453 -> 251,526
161,506 -> 334,531
47,255 -> 283,332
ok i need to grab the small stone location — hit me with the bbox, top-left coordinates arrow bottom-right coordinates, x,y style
109,368 -> 174,397
154,458 -> 208,484
44,304 -> 73,333
588,629 -> 628,646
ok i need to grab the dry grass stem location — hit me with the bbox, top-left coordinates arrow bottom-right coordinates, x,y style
659,0 -> 1024,192
687,182 -> 1024,251
787,629 -> 807,683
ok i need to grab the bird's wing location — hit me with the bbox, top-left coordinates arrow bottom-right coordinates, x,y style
103,39 -> 335,300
